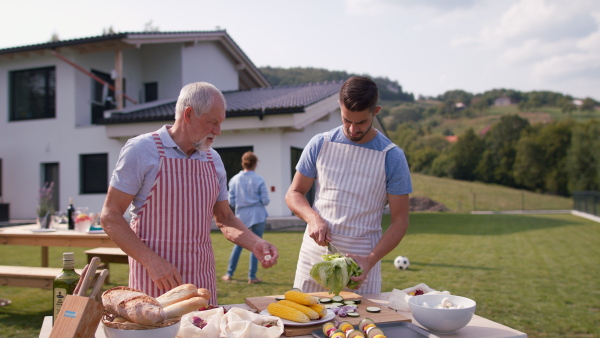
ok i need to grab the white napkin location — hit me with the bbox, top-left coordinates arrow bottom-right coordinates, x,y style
220,307 -> 283,338
388,283 -> 451,311
177,307 -> 224,338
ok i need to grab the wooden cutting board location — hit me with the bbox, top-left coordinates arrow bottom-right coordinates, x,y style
245,291 -> 410,337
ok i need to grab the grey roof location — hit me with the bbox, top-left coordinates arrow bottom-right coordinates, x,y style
100,81 -> 343,124
0,30 -> 223,55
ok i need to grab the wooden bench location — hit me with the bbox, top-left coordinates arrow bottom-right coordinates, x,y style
85,247 -> 128,283
0,265 -> 94,289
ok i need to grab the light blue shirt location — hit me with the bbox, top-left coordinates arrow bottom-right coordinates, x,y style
296,126 -> 412,195
110,125 -> 228,216
228,170 -> 270,227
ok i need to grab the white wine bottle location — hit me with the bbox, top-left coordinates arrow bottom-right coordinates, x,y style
52,252 -> 80,324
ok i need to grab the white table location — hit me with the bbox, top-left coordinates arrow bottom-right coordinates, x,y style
40,292 -> 527,337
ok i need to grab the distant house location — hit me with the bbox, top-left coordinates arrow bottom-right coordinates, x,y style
445,135 -> 458,143
0,31 -> 387,219
494,96 -> 512,106
454,102 -> 466,110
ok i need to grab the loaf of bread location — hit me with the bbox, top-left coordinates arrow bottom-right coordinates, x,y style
101,286 -> 166,326
156,284 -> 199,307
197,288 -> 211,301
163,296 -> 208,319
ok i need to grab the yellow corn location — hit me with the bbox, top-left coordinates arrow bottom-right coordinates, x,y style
308,303 -> 328,318
278,300 -> 320,320
284,290 -> 319,305
267,302 -> 310,323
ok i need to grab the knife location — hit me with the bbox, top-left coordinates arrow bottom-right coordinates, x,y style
89,269 -> 109,300
73,263 -> 89,295
77,256 -> 101,296
327,241 -> 345,256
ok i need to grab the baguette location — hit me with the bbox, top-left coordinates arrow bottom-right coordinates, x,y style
163,296 -> 208,319
156,284 -> 199,307
102,286 -> 166,326
197,288 -> 211,301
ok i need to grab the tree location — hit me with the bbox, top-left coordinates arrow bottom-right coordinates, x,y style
567,120 -> 600,192
49,32 -> 60,42
447,129 -> 484,181
580,98 -> 597,112
144,20 -> 160,32
476,115 -> 530,187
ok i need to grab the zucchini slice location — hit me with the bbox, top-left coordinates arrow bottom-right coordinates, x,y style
366,306 -> 381,313
331,295 -> 344,302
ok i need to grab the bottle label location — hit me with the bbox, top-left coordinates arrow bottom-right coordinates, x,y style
53,287 -> 68,321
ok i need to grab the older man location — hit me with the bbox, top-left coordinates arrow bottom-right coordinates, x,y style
101,82 -> 278,302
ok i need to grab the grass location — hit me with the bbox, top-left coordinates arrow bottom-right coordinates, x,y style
1,212 -> 599,337
410,173 -> 573,213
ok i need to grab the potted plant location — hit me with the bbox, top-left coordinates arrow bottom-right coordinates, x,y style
36,182 -> 55,229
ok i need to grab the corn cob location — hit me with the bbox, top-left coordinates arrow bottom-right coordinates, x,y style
308,303 -> 328,318
267,302 -> 310,323
284,290 -> 319,305
278,300 -> 320,320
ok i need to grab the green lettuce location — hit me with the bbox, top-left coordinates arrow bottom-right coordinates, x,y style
309,253 -> 363,295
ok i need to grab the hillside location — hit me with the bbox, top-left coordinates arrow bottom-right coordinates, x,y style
410,173 -> 573,213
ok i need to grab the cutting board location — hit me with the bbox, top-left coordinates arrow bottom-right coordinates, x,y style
246,291 -> 410,337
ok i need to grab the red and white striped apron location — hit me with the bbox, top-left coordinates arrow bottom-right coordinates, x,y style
294,132 -> 396,294
129,133 -> 219,303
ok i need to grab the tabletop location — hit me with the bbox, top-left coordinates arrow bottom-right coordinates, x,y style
39,292 -> 527,338
0,223 -> 117,266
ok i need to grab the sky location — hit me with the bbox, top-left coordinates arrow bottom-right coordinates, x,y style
2,0 -> 599,100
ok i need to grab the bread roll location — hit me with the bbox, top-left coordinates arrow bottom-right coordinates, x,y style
197,288 -> 211,301
164,296 -> 208,318
156,283 -> 199,307
102,286 -> 166,326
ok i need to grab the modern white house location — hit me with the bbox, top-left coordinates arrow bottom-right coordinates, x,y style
0,30 -> 386,221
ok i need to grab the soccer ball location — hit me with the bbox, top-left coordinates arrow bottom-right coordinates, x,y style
394,256 -> 410,270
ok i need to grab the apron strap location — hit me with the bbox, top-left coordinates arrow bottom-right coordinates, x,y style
151,133 -> 166,158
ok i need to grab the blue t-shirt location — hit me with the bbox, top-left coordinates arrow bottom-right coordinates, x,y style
110,125 -> 228,216
296,126 -> 412,195
228,170 -> 270,227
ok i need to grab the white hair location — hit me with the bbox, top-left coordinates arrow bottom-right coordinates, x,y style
174,82 -> 226,119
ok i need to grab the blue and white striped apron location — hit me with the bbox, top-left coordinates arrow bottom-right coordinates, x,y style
294,132 -> 396,294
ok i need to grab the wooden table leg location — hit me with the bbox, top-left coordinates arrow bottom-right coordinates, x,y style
41,246 -> 49,267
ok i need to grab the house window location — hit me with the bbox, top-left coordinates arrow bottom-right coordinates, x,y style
90,69 -> 115,124
145,82 -> 158,102
9,66 -> 56,121
213,146 -> 253,183
80,154 -> 108,194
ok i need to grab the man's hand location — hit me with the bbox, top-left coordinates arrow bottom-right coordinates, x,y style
346,254 -> 374,289
251,239 -> 279,268
144,255 -> 183,291
307,216 -> 331,246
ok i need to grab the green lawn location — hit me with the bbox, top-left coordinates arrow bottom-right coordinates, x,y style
1,212 -> 598,337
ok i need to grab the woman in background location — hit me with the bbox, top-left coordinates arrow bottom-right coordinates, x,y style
222,151 -> 270,284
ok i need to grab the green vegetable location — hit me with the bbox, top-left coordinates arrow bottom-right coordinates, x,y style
309,253 -> 363,295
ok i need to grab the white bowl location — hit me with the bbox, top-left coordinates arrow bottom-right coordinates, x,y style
408,294 -> 476,334
102,322 -> 180,338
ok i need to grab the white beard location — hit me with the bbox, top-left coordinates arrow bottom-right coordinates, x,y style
193,134 -> 216,152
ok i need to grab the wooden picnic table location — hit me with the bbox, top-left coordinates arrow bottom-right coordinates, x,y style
0,224 -> 117,267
